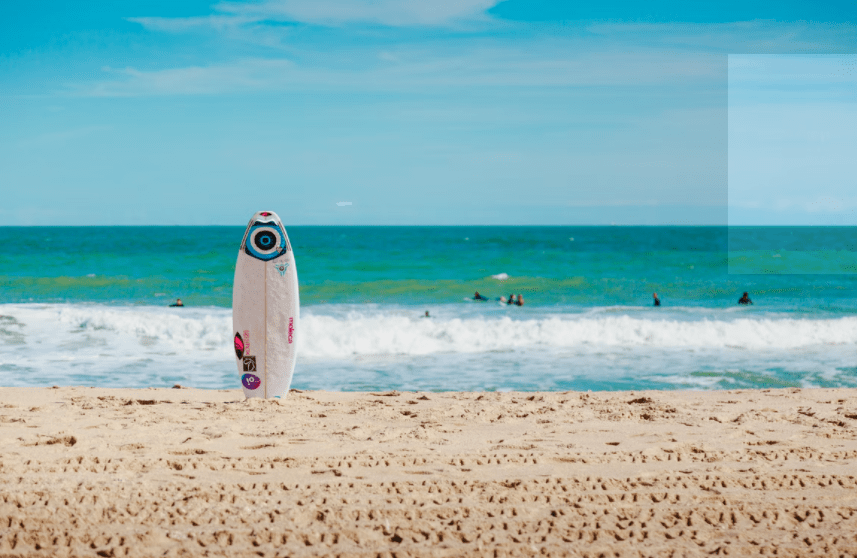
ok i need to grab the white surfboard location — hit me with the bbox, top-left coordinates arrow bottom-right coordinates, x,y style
232,211 -> 299,398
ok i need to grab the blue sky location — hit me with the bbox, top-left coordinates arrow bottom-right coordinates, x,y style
1,1 -> 855,225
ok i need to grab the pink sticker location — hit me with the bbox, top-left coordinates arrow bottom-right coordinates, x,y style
234,333 -> 244,359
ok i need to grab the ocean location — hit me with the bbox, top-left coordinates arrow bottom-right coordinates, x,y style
1,226 -> 856,391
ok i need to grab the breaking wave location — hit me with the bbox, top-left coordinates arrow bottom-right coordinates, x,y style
3,303 -> 857,390
4,303 -> 857,357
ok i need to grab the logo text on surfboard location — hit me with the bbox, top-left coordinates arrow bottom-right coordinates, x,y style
288,317 -> 294,343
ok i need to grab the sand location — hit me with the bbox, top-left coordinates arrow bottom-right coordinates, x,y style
1,387 -> 856,557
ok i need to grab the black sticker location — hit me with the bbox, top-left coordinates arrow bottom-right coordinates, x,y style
242,356 -> 257,372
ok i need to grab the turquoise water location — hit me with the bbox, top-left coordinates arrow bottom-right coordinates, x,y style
3,226 -> 856,309
1,226 -> 856,391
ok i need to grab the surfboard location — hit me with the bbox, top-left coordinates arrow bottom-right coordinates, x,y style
232,211 -> 299,398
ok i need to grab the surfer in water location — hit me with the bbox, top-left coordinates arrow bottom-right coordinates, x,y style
738,292 -> 753,305
170,298 -> 184,307
423,311 -> 431,318
507,294 -> 516,305
515,294 -> 524,307
653,293 -> 660,306
473,291 -> 489,301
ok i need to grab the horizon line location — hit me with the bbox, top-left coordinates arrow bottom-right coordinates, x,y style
2,224 -> 854,228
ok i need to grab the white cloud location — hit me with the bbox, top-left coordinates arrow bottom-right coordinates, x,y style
84,19 -> 855,100
75,46 -> 725,97
587,20 -> 857,54
216,0 -> 500,27
127,15 -> 256,32
19,126 -> 112,147
83,60 -> 295,97
728,54 -> 857,97
730,196 -> 857,217
129,0 -> 501,31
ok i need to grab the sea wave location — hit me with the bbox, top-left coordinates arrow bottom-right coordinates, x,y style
301,313 -> 857,357
3,303 -> 857,390
3,304 -> 857,360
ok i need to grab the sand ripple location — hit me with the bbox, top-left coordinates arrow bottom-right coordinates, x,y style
1,387 -> 856,556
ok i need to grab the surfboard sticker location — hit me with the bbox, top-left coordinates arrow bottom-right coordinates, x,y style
233,210 -> 299,399
234,332 -> 245,359
242,374 -> 261,390
243,219 -> 289,262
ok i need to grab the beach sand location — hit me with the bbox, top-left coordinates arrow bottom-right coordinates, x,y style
1,387 -> 856,557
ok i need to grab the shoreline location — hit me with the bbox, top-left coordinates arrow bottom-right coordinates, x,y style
1,387 -> 856,556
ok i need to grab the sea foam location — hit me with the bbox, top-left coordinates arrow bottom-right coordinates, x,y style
2,303 -> 857,390
5,303 -> 857,357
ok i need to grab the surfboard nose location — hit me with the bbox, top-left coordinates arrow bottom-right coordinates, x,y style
252,211 -> 279,223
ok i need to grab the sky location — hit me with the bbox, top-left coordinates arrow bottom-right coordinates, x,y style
1,1 -> 855,225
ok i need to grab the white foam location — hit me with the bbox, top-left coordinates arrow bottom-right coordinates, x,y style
490,273 -> 509,280
3,303 -> 857,389
0,304 -> 233,389
5,303 -> 857,359
299,312 -> 857,357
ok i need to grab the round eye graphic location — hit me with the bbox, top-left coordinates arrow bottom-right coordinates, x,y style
244,223 -> 286,261
254,230 -> 276,250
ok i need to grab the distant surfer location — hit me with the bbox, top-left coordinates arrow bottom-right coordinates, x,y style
515,294 -> 524,307
653,292 -> 660,307
473,291 -> 488,301
507,294 -> 516,305
423,311 -> 431,318
738,292 -> 753,305
170,298 -> 184,307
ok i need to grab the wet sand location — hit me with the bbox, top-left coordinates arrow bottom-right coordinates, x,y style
1,387 -> 856,557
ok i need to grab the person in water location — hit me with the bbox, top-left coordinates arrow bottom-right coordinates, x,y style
515,294 -> 524,307
423,311 -> 431,318
473,291 -> 489,301
653,292 -> 660,306
507,294 -> 516,305
738,292 -> 753,305
170,298 -> 184,307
